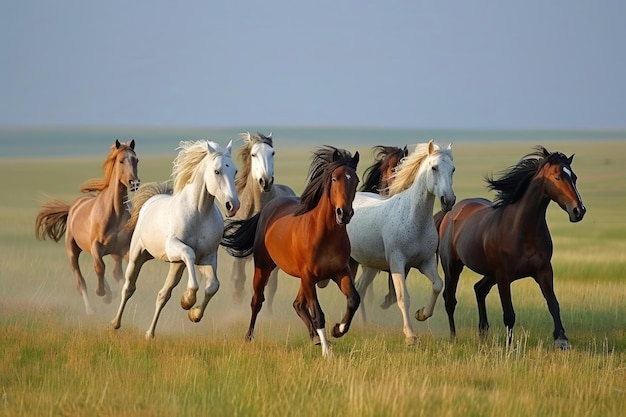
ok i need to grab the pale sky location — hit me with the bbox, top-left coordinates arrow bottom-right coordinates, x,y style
2,1 -> 625,129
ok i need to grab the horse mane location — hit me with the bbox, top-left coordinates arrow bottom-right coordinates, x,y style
486,145 -> 571,208
360,145 -> 407,193
235,132 -> 273,193
171,140 -> 222,194
80,141 -> 136,193
126,180 -> 173,231
295,146 -> 358,216
387,141 -> 448,196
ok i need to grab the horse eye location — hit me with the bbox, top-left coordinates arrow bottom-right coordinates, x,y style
251,153 -> 256,157
272,151 -> 275,156
214,170 -> 220,175
432,166 -> 438,171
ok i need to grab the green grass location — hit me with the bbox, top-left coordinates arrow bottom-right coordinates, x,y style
1,140 -> 625,416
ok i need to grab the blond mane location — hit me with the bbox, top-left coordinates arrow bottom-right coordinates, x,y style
80,141 -> 136,193
387,141 -> 443,196
235,132 -> 273,194
171,140 -> 222,194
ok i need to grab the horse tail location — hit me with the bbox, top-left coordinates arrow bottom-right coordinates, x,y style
35,199 -> 70,242
126,180 -> 173,231
220,213 -> 260,258
433,210 -> 446,233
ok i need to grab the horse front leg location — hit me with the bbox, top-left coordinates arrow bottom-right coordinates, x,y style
534,266 -> 570,350
231,256 -> 248,304
415,256 -> 444,321
91,242 -> 112,304
354,266 -> 378,323
246,264 -> 272,341
390,268 -> 418,345
496,278 -> 516,347
165,237 -> 198,310
188,254 -> 220,323
301,279 -> 329,357
330,267 -> 361,338
146,262 -> 186,339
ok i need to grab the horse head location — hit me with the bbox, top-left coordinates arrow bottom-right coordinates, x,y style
206,140 -> 240,217
248,132 -> 275,192
114,139 -> 140,192
330,150 -> 360,224
541,151 -> 586,222
426,140 -> 456,212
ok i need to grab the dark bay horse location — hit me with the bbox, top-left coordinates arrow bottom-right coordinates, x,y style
221,146 -> 360,357
35,140 -> 140,314
436,146 -> 586,349
359,145 -> 408,309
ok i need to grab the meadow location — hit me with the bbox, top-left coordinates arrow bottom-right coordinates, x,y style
1,139 -> 625,416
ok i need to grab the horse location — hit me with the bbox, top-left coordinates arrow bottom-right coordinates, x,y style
35,139 -> 140,314
110,140 -> 240,339
221,146 -> 360,357
346,140 -> 456,345
359,145 -> 408,309
436,146 -> 586,349
225,132 -> 296,311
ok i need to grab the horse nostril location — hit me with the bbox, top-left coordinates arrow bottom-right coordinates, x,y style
336,208 -> 343,218
226,202 -> 232,211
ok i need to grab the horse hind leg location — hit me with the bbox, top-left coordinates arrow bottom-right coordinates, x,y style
188,258 -> 220,323
442,260 -> 464,340
354,266 -> 378,324
231,256 -> 248,304
474,275 -> 496,341
146,262 -> 186,339
264,267 -> 279,316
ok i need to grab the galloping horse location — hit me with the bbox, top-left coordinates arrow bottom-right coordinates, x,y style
110,140 -> 239,339
437,146 -> 586,349
359,145 -> 408,309
221,146 -> 360,357
225,132 -> 296,310
35,140 -> 140,314
346,140 -> 456,345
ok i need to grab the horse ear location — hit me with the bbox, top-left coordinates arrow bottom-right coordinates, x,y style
402,145 -> 408,157
332,149 -> 341,162
352,151 -> 359,166
115,139 -> 121,149
428,139 -> 435,154
568,153 -> 574,164
267,132 -> 272,139
129,139 -> 135,150
225,140 -> 233,155
446,143 -> 452,151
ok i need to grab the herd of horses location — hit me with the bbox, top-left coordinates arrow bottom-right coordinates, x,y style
35,133 -> 586,356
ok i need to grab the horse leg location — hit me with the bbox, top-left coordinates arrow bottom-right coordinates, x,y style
246,263 -> 273,341
265,267 -> 279,316
442,261 -> 464,340
380,271 -> 396,309
110,248 -> 152,330
301,279 -> 330,357
474,275 -> 496,341
146,262 -> 186,339
188,256 -> 220,323
65,236 -> 93,315
534,266 -> 570,349
414,256 -> 444,321
330,267 -> 361,338
165,237 -> 198,310
496,279 -> 516,347
231,256 -> 248,304
354,266 -> 378,324
292,285 -> 317,342
111,254 -> 125,284
90,242 -> 110,303
390,269 -> 418,345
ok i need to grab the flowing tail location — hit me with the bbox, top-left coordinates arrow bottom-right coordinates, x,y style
35,199 -> 70,242
220,213 -> 261,258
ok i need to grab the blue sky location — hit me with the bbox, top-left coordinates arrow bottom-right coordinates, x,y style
2,1 -> 625,129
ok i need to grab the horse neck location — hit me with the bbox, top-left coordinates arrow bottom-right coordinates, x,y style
306,193 -> 345,238
238,174 -> 265,218
504,177 -> 550,230
98,168 -> 129,217
403,168 -> 435,222
180,165 -> 216,215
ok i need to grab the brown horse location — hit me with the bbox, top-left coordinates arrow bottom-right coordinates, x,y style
35,140 -> 140,314
436,146 -> 586,349
359,145 -> 408,309
221,146 -> 360,357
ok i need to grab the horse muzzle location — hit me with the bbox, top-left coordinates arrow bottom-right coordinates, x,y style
259,177 -> 274,193
440,195 -> 456,213
224,200 -> 241,218
568,203 -> 586,223
335,207 -> 354,225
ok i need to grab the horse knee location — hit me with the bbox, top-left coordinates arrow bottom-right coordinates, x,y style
348,292 -> 361,312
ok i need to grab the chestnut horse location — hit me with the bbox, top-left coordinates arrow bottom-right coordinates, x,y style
359,145 -> 408,309
436,146 -> 586,349
221,146 -> 360,357
225,132 -> 296,310
35,140 -> 140,314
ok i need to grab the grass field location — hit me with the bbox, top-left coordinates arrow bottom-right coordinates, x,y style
1,139 -> 625,416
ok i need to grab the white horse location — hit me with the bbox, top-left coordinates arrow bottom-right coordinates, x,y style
110,140 -> 240,339
225,132 -> 296,311
346,140 -> 456,345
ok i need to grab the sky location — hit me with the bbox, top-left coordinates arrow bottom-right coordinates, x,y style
2,1 -> 625,129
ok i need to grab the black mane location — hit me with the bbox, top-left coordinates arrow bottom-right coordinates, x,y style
360,145 -> 408,194
295,146 -> 358,216
486,145 -> 572,208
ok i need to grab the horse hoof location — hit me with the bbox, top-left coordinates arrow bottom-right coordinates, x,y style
312,335 -> 321,345
331,323 -> 346,338
414,307 -> 428,321
96,288 -> 106,297
180,290 -> 196,310
188,308 -> 202,323
554,338 -> 571,350
103,293 -> 112,304
406,336 -> 418,346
